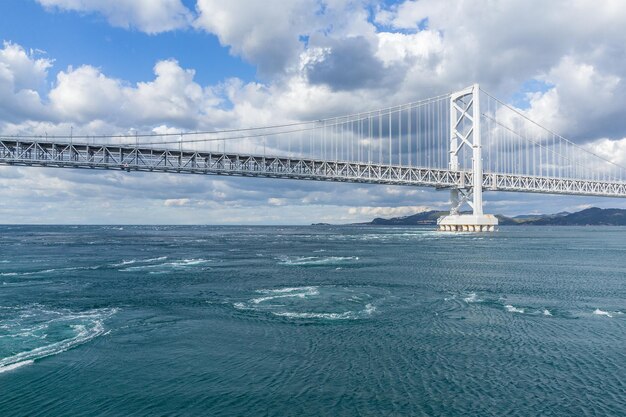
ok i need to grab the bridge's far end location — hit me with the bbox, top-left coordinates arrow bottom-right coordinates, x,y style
437,214 -> 498,232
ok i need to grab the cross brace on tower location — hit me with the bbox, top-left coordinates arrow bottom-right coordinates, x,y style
438,84 -> 498,232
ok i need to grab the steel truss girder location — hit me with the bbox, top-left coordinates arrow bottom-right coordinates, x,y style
1,139 -> 625,198
0,139 -> 460,188
482,172 -> 626,197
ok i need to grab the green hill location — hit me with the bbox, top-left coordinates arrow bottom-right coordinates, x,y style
349,208 -> 626,226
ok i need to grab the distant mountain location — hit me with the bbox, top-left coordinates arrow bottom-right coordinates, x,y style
367,211 -> 448,225
348,207 -> 626,226
512,212 -> 570,221
527,207 -> 626,226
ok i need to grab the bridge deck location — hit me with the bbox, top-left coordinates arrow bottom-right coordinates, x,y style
0,139 -> 460,188
1,139 -> 625,198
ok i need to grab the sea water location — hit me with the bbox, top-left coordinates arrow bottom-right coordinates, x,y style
0,225 -> 624,416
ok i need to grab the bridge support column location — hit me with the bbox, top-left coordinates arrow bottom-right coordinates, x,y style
438,84 -> 498,232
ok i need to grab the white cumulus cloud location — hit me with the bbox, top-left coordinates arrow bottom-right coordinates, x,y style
3,1 -> 626,223
36,0 -> 193,33
0,42 -> 52,122
164,198 -> 191,207
194,0 -> 320,76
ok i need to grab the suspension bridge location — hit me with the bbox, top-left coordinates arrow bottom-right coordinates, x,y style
1,84 -> 625,231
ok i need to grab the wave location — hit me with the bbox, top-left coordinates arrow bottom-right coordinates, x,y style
0,265 -> 102,277
463,293 -> 482,303
120,258 -> 210,272
448,291 -> 562,318
593,308 -> 613,318
277,256 -> 359,266
251,287 -> 319,304
0,360 -> 34,373
327,230 -> 458,242
505,305 -> 525,314
271,303 -> 376,320
271,311 -> 354,319
176,259 -> 210,266
0,307 -> 117,374
257,286 -> 318,294
3,281 -> 54,287
234,286 -> 380,321
111,256 -> 167,267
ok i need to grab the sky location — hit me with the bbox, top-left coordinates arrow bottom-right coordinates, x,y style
1,0 -> 626,225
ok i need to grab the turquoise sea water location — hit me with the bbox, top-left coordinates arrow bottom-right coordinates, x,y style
0,225 -> 624,416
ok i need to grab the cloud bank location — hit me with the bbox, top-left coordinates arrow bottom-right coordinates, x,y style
1,0 -> 626,223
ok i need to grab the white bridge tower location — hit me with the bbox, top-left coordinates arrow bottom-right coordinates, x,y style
438,84 -> 498,232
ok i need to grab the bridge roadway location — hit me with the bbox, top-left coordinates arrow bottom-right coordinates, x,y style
1,139 -> 625,198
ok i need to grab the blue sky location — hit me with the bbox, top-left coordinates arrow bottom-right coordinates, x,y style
0,0 -> 256,86
0,0 -> 625,224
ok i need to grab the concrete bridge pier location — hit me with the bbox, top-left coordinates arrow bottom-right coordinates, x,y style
438,214 -> 498,232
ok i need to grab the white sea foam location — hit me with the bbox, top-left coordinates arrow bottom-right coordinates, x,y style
1,269 -> 58,277
364,303 -> 376,315
120,266 -> 147,272
257,286 -> 318,294
0,360 -> 34,374
272,311 -> 355,320
0,307 -> 117,374
505,305 -> 525,314
120,258 -> 209,271
251,287 -> 319,304
111,256 -> 167,267
593,309 -> 613,318
463,293 -> 482,303
112,259 -> 137,267
273,303 -> 376,320
0,264 -> 103,277
278,256 -> 359,266
234,286 -> 380,320
177,259 -> 210,266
